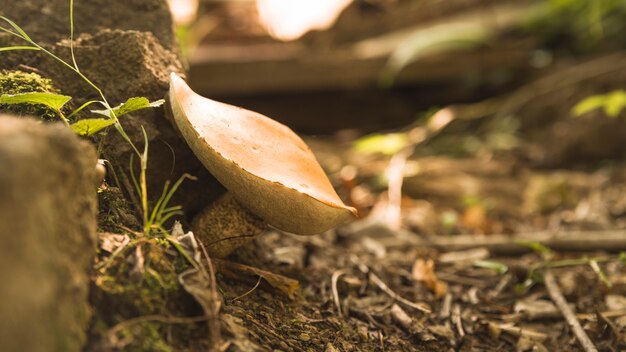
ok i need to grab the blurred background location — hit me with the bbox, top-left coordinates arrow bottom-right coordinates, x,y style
168,0 -> 626,135
165,0 -> 626,236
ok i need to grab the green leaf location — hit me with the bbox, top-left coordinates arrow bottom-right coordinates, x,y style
0,16 -> 34,42
572,94 -> 607,116
92,97 -> 165,118
572,90 -> 626,117
473,260 -> 508,274
516,240 -> 554,256
0,92 -> 71,111
589,259 -> 611,287
0,46 -> 40,52
353,132 -> 410,156
70,118 -> 116,136
603,90 -> 626,117
67,100 -> 103,120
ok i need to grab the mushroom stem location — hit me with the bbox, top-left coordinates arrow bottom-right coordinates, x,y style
191,192 -> 267,258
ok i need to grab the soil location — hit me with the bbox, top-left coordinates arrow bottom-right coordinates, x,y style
90,129 -> 626,351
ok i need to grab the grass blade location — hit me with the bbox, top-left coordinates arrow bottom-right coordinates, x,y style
0,16 -> 34,42
67,100 -> 103,119
0,46 -> 40,52
69,0 -> 79,71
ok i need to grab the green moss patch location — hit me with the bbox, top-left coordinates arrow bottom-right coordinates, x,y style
0,70 -> 64,121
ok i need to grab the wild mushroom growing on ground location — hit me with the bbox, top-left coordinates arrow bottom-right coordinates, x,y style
169,73 -> 357,257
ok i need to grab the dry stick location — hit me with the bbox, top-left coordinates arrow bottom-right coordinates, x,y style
452,304 -> 465,338
396,230 -> 626,254
331,269 -> 348,317
543,270 -> 598,352
579,309 -> 626,320
352,257 -> 431,314
368,271 -> 431,314
231,276 -> 262,302
488,322 -> 548,341
198,240 -> 223,352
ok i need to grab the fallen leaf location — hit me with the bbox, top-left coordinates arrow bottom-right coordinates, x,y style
215,259 -> 300,299
411,258 -> 448,298
461,204 -> 493,234
98,232 -> 130,254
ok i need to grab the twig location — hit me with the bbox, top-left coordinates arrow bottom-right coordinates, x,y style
351,257 -> 431,313
452,304 -> 465,338
397,230 -> 626,254
488,322 -> 548,341
390,303 -> 413,331
487,273 -> 512,300
231,276 -> 262,301
331,269 -> 347,317
198,239 -> 223,352
439,293 -> 452,320
385,146 -> 413,229
368,271 -> 431,314
578,309 -> 626,320
543,270 -> 598,352
598,312 -> 622,343
437,271 -> 489,288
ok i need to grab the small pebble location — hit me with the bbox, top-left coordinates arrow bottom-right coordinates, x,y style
300,333 -> 311,342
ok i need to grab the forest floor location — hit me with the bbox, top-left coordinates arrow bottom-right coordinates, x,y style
212,137 -> 626,352
91,118 -> 626,351
3,1 -> 625,351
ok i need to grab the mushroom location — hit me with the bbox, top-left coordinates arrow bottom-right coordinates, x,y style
168,73 -> 357,257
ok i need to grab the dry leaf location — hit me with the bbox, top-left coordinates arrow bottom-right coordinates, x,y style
215,259 -> 300,299
411,258 -> 448,298
98,232 -> 130,254
461,204 -> 493,233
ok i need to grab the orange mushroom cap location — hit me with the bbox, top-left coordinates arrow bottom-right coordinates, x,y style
169,73 -> 357,234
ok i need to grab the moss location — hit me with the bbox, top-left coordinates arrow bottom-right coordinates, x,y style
97,186 -> 140,232
0,70 -> 63,121
90,238 -> 203,350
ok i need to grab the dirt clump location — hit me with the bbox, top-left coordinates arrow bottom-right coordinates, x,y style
0,0 -> 178,51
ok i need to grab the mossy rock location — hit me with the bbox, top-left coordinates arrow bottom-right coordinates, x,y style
0,70 -> 64,121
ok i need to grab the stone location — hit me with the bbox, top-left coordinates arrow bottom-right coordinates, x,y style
0,115 -> 98,352
0,2 -> 224,217
0,0 -> 177,51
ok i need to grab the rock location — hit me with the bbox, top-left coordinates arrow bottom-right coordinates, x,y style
0,115 -> 98,352
0,4 -> 224,217
0,0 -> 177,51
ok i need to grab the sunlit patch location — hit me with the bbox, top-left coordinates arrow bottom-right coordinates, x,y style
167,0 -> 199,26
257,0 -> 353,41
